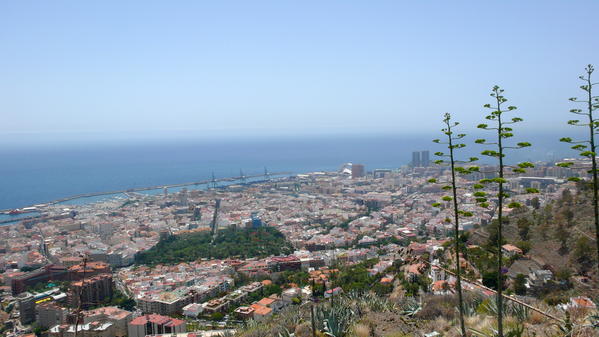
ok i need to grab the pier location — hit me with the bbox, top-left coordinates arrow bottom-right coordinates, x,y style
0,215 -> 40,225
0,171 -> 292,216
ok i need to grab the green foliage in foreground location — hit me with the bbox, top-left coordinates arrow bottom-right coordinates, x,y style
136,226 -> 293,265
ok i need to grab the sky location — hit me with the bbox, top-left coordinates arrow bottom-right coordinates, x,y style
1,1 -> 599,146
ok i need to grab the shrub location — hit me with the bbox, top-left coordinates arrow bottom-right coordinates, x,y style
211,312 -> 224,321
544,296 -> 566,306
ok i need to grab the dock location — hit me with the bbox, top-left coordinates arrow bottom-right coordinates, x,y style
0,171 -> 292,217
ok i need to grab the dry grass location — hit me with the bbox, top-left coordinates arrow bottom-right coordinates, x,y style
427,316 -> 457,336
351,323 -> 372,337
530,309 -> 546,324
294,322 -> 312,337
389,288 -> 406,301
416,294 -> 458,320
465,315 -> 485,327
237,289 -> 599,337
470,316 -> 503,335
570,307 -> 593,322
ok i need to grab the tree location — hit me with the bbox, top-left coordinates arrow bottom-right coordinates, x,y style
514,274 -> 527,296
515,241 -> 532,255
428,113 -> 479,337
408,282 -> 420,296
539,221 -> 550,239
554,215 -> 569,252
265,284 -> 283,297
32,325 -> 44,337
562,209 -> 575,227
560,64 -> 599,274
485,219 -> 506,250
460,231 -> 471,243
119,298 -> 136,311
482,271 -> 499,290
516,217 -> 531,241
561,189 -> 574,204
441,281 -> 451,292
531,196 -> 541,210
211,312 -> 224,321
475,86 -> 536,337
372,282 -> 393,296
418,275 -> 433,294
556,268 -> 572,288
248,292 -> 261,303
576,179 -> 592,192
573,236 -> 594,275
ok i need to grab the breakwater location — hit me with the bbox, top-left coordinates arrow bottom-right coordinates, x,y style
0,171 -> 291,215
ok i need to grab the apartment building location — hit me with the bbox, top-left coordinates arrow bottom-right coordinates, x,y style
69,274 -> 113,310
35,302 -> 68,328
128,314 -> 186,337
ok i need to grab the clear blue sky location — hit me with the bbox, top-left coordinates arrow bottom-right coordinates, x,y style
1,1 -> 598,144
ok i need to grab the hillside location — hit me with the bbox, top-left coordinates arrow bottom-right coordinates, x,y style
135,225 -> 293,265
501,188 -> 594,279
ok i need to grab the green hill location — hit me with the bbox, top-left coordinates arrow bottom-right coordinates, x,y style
136,225 -> 293,265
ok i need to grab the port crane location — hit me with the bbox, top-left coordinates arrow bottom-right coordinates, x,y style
211,172 -> 219,188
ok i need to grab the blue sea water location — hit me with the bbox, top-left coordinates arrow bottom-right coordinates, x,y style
0,131 -> 570,212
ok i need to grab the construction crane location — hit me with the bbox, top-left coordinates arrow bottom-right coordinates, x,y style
211,172 -> 219,188
239,169 -> 246,183
264,167 -> 270,180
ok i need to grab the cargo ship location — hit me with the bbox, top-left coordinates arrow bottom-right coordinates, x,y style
8,207 -> 37,215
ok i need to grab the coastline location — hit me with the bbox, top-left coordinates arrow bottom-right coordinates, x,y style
0,171 -> 292,224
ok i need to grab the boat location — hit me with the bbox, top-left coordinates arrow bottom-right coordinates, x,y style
9,209 -> 26,215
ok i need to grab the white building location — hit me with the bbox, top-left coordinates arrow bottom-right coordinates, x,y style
569,296 -> 597,309
49,322 -> 115,337
528,269 -> 553,285
182,303 -> 203,317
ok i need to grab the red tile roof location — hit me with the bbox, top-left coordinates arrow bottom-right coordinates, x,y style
129,314 -> 184,327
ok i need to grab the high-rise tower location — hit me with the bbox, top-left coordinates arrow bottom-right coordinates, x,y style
421,150 -> 430,167
352,164 -> 365,178
180,187 -> 187,206
18,292 -> 36,324
412,151 -> 420,168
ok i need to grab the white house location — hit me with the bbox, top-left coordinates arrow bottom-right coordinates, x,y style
324,287 -> 343,298
528,269 -> 553,285
282,287 -> 302,303
429,265 -> 445,282
501,244 -> 523,258
182,303 -> 203,317
569,296 -> 597,309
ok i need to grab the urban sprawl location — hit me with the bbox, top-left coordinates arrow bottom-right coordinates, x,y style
0,153 -> 592,337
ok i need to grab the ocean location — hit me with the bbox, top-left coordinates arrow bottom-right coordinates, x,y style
0,131 -> 573,213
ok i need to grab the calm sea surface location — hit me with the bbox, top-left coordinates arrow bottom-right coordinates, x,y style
0,132 -> 569,213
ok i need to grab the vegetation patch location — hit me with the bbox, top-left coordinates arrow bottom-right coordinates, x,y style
136,225 -> 293,265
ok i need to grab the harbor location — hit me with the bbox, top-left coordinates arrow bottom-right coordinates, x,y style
0,171 -> 291,223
